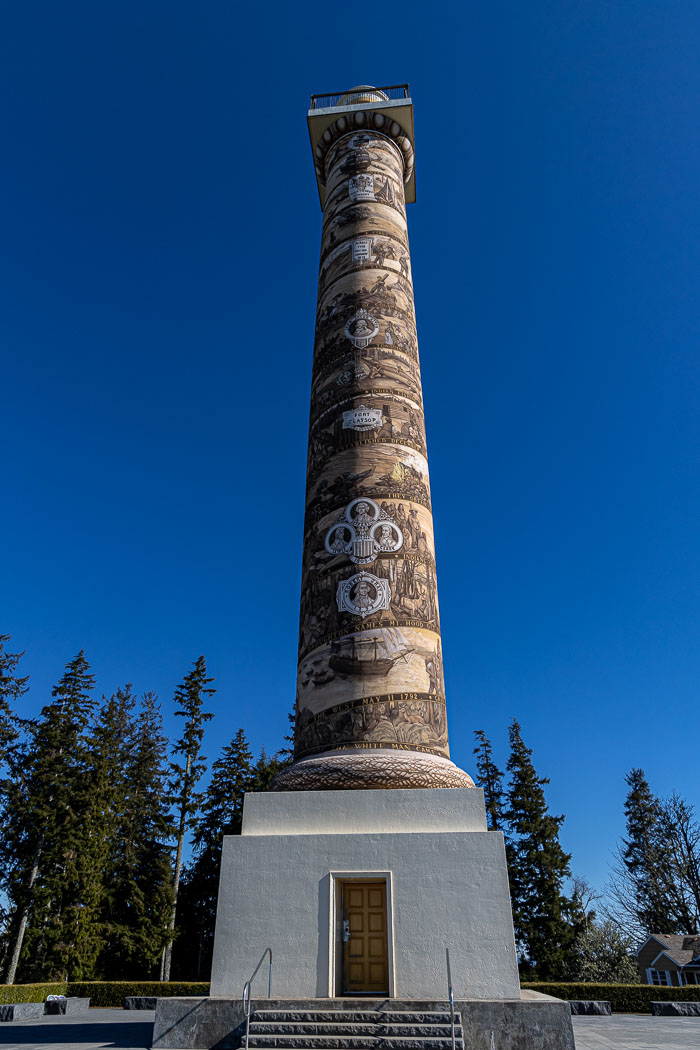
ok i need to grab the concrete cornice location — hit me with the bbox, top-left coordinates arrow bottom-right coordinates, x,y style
308,102 -> 415,208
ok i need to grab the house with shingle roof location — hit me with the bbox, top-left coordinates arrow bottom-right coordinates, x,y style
637,933 -> 700,986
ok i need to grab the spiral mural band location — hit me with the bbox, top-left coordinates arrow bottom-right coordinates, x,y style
274,111 -> 473,790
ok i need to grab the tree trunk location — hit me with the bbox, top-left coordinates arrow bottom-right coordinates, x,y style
4,838 -> 42,984
161,756 -> 190,982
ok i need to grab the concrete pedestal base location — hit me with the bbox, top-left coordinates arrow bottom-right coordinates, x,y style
210,788 -> 520,1000
153,789 -> 574,1047
152,996 -> 575,1050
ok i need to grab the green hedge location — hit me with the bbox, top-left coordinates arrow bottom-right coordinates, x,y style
522,982 -> 700,1013
0,983 -> 67,1004
5,979 -> 699,1012
0,982 -> 209,1007
66,982 -> 210,1007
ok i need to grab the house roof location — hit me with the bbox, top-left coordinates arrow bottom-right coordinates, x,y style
641,934 -> 700,966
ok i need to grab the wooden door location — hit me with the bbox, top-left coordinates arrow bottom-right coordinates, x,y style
342,881 -> 389,995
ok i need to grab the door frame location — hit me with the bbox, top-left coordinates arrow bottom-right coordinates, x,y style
328,871 -> 395,998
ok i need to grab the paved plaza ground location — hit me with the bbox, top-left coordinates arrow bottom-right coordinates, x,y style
0,1008 -> 699,1050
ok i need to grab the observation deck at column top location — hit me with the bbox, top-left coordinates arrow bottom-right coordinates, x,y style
307,84 -> 415,207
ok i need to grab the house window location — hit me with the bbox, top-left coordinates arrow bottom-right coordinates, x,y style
683,971 -> 700,986
648,969 -> 671,986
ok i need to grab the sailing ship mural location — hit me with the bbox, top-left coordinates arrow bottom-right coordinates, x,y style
329,627 -> 414,677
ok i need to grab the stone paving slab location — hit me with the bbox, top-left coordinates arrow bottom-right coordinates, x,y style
572,1013 -> 700,1050
0,1008 -> 154,1049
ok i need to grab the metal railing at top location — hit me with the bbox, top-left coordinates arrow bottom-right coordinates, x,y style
242,947 -> 272,1050
446,947 -> 456,1050
310,85 -> 410,110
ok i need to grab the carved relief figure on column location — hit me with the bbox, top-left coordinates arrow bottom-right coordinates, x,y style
273,89 -> 473,791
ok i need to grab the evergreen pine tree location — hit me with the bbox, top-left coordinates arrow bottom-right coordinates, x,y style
85,686 -> 135,977
0,635 -> 29,782
98,690 -> 174,978
174,728 -> 254,979
504,718 -> 572,979
161,656 -> 215,981
279,706 -> 296,763
608,769 -> 676,935
250,747 -> 287,791
0,635 -> 29,978
2,651 -> 96,982
472,729 -> 505,830
62,685 -> 136,979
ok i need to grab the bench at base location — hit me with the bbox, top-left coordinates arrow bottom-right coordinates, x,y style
0,1003 -> 45,1022
45,997 -> 91,1015
568,1001 -> 611,1015
652,1001 -> 700,1016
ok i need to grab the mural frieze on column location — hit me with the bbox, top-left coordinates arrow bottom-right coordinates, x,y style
274,109 -> 473,791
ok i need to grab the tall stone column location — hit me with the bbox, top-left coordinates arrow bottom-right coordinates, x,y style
275,91 -> 473,791
157,87 -> 571,1037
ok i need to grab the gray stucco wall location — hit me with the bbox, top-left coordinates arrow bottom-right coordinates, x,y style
242,787 -> 488,835
210,823 -> 520,1000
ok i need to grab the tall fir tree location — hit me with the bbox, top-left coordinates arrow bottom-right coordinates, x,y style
174,728 -> 254,979
60,685 -> 137,979
0,637 -> 28,981
472,729 -> 505,830
504,718 -> 573,979
250,747 -> 288,791
608,769 -> 677,935
84,686 -> 135,977
97,690 -> 174,977
161,656 -> 215,981
0,635 -> 29,783
279,706 -> 296,763
2,651 -> 96,982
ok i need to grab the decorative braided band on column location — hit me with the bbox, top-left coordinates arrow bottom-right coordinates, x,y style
274,751 -> 474,791
313,110 -> 415,191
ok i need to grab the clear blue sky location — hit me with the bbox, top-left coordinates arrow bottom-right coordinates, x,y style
2,1 -> 699,897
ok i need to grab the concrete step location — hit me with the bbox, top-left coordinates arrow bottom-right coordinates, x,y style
252,1011 -> 455,1025
249,1022 -> 462,1038
247,1037 -> 463,1050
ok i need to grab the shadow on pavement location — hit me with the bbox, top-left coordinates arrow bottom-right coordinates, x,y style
0,1020 -> 153,1047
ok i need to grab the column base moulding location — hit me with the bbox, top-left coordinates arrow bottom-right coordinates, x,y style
272,749 -> 475,790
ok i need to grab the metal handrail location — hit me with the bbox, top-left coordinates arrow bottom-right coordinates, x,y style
310,85 -> 410,110
242,947 -> 272,1050
446,947 -> 456,1050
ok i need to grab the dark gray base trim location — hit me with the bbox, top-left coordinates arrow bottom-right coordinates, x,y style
152,997 -> 575,1050
459,999 -> 575,1050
